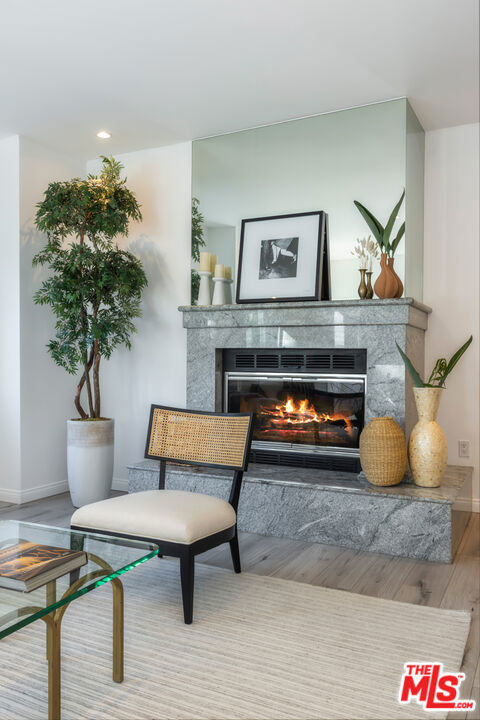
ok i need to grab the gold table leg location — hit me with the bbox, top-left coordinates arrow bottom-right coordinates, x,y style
46,581 -> 56,660
40,573 -> 124,720
46,580 -> 56,606
111,577 -> 124,683
45,616 -> 61,720
1,556 -> 127,720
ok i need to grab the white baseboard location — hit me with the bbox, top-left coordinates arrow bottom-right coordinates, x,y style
469,498 -> 479,513
0,476 -> 129,505
454,498 -> 480,513
0,488 -> 22,504
112,477 -> 128,492
0,479 -> 69,505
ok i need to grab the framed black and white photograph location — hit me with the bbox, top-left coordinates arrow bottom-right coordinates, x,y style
236,211 -> 330,303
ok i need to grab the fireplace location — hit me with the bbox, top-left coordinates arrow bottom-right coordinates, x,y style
223,349 -> 366,472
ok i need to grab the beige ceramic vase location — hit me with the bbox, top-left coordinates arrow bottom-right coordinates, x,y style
408,388 -> 447,487
374,253 -> 398,299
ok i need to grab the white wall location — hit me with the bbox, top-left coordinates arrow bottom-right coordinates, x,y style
87,143 -> 191,487
0,137 -> 21,499
0,136 -> 84,503
19,137 -> 84,501
424,123 -> 480,508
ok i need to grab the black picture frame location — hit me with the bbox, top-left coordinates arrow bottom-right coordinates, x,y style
235,211 -> 330,304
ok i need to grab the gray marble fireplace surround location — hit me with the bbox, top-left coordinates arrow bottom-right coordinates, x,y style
127,298 -> 472,563
180,298 -> 430,438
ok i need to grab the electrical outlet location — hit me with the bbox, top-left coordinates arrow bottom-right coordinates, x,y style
458,440 -> 470,458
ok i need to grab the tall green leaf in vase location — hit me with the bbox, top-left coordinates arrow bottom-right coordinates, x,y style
354,190 -> 405,299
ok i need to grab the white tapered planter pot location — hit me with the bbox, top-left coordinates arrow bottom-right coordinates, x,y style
67,419 -> 114,508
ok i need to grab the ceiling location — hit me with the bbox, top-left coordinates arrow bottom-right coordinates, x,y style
0,0 -> 478,160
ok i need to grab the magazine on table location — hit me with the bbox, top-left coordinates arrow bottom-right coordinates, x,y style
0,540 -> 87,592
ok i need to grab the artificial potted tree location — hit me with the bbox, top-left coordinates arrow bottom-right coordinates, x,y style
33,156 -> 147,507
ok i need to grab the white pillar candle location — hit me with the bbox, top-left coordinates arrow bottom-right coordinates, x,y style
210,254 -> 218,274
224,266 -> 232,280
199,251 -> 211,272
214,263 -> 225,278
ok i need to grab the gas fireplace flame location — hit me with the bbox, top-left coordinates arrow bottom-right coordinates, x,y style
267,396 -> 354,437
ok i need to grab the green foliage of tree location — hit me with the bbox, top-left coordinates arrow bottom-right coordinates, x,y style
191,197 -> 205,304
33,156 -> 147,419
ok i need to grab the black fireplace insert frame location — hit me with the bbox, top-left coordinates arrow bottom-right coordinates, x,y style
222,348 -> 367,473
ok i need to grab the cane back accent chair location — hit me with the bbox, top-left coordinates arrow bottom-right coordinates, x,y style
71,405 -> 255,624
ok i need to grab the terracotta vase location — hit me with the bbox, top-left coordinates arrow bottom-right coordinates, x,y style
408,388 -> 447,487
374,253 -> 398,299
387,257 -> 403,298
359,417 -> 407,486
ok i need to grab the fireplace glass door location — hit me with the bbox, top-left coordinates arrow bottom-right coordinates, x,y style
226,374 -> 365,453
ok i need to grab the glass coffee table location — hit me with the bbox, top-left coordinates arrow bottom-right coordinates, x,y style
0,520 -> 158,720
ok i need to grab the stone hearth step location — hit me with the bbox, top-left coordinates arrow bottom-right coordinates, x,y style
127,461 -> 472,563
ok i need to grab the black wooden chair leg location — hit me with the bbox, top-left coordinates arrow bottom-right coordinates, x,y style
180,554 -> 195,624
229,530 -> 241,573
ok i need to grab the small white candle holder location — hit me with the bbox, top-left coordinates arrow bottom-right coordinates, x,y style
224,279 -> 234,304
212,276 -> 227,305
197,271 -> 212,305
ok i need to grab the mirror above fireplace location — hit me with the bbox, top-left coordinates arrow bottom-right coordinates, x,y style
192,98 -> 425,302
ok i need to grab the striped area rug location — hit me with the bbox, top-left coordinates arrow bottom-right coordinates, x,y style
0,558 -> 470,720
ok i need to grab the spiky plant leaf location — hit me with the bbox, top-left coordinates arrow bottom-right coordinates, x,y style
353,201 -> 384,251
440,335 -> 473,384
390,222 -> 405,256
383,189 -> 405,255
396,341 -> 424,387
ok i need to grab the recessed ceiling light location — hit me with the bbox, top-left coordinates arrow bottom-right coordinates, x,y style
97,130 -> 111,139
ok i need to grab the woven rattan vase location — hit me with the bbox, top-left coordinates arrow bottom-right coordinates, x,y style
359,417 -> 407,486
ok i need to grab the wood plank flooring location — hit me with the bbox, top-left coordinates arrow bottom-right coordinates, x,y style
1,493 -> 478,719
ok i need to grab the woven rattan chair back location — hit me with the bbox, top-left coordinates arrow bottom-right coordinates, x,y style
145,405 -> 254,471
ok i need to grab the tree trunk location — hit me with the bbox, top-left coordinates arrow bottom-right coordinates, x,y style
85,357 -> 94,418
93,341 -> 101,418
74,348 -> 94,419
74,384 -> 87,419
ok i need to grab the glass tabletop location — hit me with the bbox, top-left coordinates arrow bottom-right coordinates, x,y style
0,520 -> 158,639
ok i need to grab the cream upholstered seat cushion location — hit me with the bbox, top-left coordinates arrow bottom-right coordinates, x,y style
71,490 -> 237,545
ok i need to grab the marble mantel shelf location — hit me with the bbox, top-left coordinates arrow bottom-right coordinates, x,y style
179,297 -> 432,330
179,297 -> 432,313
